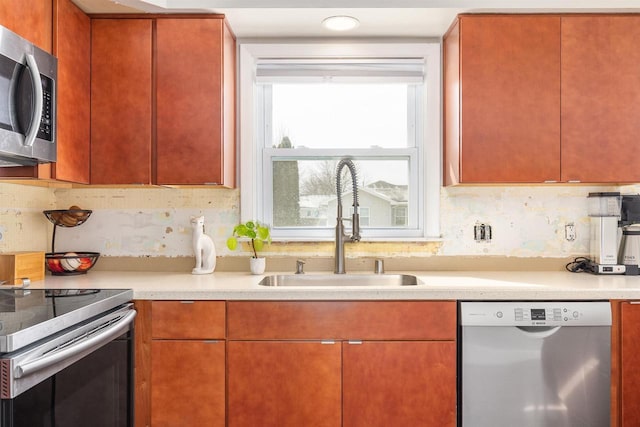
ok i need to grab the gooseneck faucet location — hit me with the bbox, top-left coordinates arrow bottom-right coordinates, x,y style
335,158 -> 361,274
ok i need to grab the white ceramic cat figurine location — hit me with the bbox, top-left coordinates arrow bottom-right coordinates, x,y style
191,215 -> 216,274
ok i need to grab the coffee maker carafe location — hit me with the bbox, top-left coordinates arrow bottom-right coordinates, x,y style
588,192 -> 625,274
618,195 -> 640,273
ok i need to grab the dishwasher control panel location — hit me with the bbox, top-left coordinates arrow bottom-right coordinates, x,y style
460,301 -> 612,327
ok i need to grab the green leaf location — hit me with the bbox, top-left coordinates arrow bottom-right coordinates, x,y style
229,220 -> 271,255
235,224 -> 248,237
257,226 -> 270,240
226,237 -> 238,251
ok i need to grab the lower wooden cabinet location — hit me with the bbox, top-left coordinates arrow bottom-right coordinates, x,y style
227,301 -> 457,427
141,301 -> 226,427
136,300 -> 457,426
343,341 -> 456,426
227,341 -> 342,427
152,340 -> 225,427
620,301 -> 640,426
227,339 -> 456,427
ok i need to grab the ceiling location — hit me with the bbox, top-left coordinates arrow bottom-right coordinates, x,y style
72,0 -> 640,38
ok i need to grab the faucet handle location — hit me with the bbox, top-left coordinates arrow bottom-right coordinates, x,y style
374,259 -> 385,274
295,259 -> 306,274
351,212 -> 361,241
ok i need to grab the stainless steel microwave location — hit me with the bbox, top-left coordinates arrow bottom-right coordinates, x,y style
0,24 -> 57,166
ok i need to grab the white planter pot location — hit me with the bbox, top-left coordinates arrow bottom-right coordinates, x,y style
249,257 -> 266,275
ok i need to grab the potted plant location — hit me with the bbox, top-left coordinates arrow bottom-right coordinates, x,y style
226,220 -> 271,274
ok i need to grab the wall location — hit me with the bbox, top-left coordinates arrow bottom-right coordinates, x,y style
439,185 -> 618,257
53,187 -> 239,256
2,182 -> 628,267
0,182 -> 56,252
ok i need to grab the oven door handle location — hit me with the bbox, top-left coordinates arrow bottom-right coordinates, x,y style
24,54 -> 44,147
14,309 -> 137,379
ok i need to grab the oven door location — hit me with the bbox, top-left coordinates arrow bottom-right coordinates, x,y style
0,305 -> 136,427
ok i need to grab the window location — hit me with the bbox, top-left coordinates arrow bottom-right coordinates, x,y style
393,206 -> 408,227
239,42 -> 441,240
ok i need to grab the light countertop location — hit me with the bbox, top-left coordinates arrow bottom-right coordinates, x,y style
26,270 -> 640,300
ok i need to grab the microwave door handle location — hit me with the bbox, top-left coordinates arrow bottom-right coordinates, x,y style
14,309 -> 137,379
23,54 -> 43,147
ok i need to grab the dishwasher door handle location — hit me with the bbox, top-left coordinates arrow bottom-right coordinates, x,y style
15,310 -> 137,379
516,325 -> 561,338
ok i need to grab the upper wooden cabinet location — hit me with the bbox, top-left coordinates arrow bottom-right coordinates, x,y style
156,19 -> 236,186
444,15 -> 561,185
90,16 -> 235,186
0,0 -> 52,53
52,0 -> 91,183
561,16 -> 640,183
91,19 -> 153,185
445,14 -> 640,185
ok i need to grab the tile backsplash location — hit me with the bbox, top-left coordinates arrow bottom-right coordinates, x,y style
1,182 -> 632,260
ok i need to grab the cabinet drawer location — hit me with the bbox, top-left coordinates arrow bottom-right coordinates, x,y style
227,301 -> 456,340
152,301 -> 225,339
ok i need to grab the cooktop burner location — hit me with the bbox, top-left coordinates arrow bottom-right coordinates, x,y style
0,288 -> 133,353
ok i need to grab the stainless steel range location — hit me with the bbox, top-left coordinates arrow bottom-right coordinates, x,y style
0,288 -> 135,427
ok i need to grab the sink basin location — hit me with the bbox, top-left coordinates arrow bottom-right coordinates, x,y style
257,274 -> 420,287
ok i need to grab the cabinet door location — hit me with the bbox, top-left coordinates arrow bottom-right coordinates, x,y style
151,300 -> 225,339
0,0 -> 52,52
561,16 -> 640,183
621,302 -> 640,425
343,341 -> 457,427
228,341 -> 342,427
227,301 -> 457,340
156,18 -> 235,185
151,340 -> 225,427
455,15 -> 561,183
52,0 -> 90,183
91,19 -> 152,184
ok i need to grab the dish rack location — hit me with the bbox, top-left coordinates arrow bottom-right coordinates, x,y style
43,209 -> 100,275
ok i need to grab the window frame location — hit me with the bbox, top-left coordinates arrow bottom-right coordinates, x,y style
238,41 -> 442,241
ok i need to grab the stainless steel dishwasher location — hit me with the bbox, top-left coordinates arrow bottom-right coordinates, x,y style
459,301 -> 611,427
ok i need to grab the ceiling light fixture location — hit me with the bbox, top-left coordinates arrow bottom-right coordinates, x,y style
322,15 -> 360,32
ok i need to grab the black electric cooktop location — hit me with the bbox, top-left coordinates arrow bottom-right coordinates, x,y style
0,289 -> 133,353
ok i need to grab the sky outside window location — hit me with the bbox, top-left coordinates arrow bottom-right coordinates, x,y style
271,83 -> 409,151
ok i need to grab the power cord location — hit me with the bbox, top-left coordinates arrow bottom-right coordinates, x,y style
565,257 -> 592,273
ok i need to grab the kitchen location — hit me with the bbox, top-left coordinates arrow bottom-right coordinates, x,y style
1,0 -> 640,426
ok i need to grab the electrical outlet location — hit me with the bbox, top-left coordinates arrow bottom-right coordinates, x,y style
474,222 -> 492,242
565,223 -> 576,241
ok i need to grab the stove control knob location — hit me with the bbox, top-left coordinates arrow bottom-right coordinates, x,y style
496,311 -> 503,319
573,311 -> 579,318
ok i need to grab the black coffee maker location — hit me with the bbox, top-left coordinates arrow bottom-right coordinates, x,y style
619,195 -> 640,274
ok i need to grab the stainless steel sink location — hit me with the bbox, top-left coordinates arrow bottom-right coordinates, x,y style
257,274 -> 420,287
